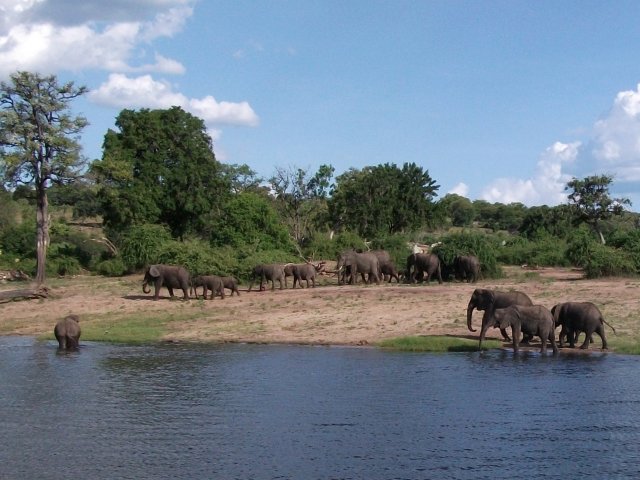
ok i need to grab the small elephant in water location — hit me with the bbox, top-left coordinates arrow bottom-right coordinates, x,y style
191,275 -> 225,300
248,264 -> 286,291
142,264 -> 190,300
468,288 -> 534,348
491,305 -> 558,354
54,314 -> 81,350
551,302 -> 615,350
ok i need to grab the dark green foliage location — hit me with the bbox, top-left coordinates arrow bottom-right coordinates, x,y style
328,163 -> 439,238
96,257 -> 127,277
48,181 -> 101,219
370,233 -> 412,270
566,225 -> 635,277
609,229 -> 640,272
46,255 -> 82,276
566,174 -> 631,244
496,234 -> 569,268
155,240 -> 239,277
519,205 -> 575,239
434,231 -> 501,279
92,107 -> 227,238
236,249 -> 298,281
209,192 -> 294,252
1,222 -> 36,257
119,224 -> 173,271
438,194 -> 475,227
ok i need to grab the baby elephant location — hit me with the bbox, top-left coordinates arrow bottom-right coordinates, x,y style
493,305 -> 558,354
54,315 -> 81,350
191,275 -> 225,300
220,276 -> 241,296
551,302 -> 615,350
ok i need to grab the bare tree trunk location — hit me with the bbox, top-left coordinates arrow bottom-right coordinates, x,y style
35,184 -> 50,286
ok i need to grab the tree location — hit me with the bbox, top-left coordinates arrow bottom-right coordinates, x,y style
220,163 -> 264,194
0,72 -> 88,285
92,107 -> 227,239
566,175 -> 631,244
328,162 -> 439,238
269,164 -> 334,245
438,194 -> 475,227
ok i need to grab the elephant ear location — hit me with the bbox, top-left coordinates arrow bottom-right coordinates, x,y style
551,304 -> 561,325
149,265 -> 161,277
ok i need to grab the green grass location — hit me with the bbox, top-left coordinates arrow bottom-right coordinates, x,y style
377,335 -> 502,352
608,337 -> 640,355
38,311 -> 201,345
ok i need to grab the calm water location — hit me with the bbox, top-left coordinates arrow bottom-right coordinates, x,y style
1,336 -> 639,479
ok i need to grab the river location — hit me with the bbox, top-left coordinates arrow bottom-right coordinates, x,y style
1,336 -> 639,479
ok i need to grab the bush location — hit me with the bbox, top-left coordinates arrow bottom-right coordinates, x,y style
236,249 -> 298,282
497,234 -> 569,268
566,226 -> 636,277
120,224 -> 173,271
1,222 -> 36,257
435,231 -> 501,279
96,257 -> 127,277
302,230 -> 368,261
156,239 -> 239,277
47,256 -> 82,276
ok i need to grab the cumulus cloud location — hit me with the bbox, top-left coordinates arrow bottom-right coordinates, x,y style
89,74 -> 259,127
0,1 -> 191,76
481,142 -> 579,206
449,182 -> 469,197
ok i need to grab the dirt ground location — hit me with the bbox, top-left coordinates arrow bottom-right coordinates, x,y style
1,266 -> 638,347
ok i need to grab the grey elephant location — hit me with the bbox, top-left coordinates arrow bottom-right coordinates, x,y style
191,275 -> 225,300
453,255 -> 480,283
336,250 -> 381,285
406,253 -> 442,284
370,249 -> 400,283
291,263 -> 318,288
221,276 -> 241,296
283,263 -> 295,288
551,302 -> 615,350
143,264 -> 190,300
54,314 -> 81,350
467,288 -> 534,347
248,264 -> 286,291
490,305 -> 558,354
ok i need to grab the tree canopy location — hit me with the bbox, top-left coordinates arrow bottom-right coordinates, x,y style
91,107 -> 227,239
328,162 -> 439,238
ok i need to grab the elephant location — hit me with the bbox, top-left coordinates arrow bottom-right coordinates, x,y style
291,263 -> 318,288
54,314 -> 81,350
283,263 -> 296,288
191,275 -> 225,300
453,255 -> 480,283
467,288 -> 534,347
380,261 -> 400,283
142,264 -> 190,300
336,250 -> 381,285
406,253 -> 442,284
248,264 -> 286,291
490,305 -> 558,354
220,276 -> 241,296
551,302 -> 615,350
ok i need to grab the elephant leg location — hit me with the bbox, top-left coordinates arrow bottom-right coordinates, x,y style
512,326 -> 521,353
549,331 -> 558,354
167,286 -> 175,298
499,327 -> 511,342
182,287 -> 189,300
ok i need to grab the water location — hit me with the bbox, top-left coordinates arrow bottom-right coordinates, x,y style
1,336 -> 639,479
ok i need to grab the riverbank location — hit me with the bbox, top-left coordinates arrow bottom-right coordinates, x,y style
1,267 -> 638,352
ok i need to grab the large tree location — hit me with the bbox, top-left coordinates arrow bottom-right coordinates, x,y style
269,164 -> 334,245
566,174 -> 631,244
328,162 -> 439,238
0,72 -> 88,285
92,107 -> 227,239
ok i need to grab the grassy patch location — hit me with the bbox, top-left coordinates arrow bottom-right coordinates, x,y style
38,311 -> 201,345
377,335 -> 502,352
608,337 -> 640,355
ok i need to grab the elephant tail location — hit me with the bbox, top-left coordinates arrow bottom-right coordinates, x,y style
602,317 -> 616,334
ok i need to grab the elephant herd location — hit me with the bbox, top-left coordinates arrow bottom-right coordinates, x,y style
466,288 -> 616,354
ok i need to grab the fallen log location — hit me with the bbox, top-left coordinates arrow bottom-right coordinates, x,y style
0,286 -> 49,303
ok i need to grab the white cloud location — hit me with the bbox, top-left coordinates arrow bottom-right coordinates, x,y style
449,182 -> 469,197
89,74 -> 259,127
481,141 -> 579,206
0,2 -> 190,76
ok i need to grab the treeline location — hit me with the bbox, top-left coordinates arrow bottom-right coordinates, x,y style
1,83 -> 640,281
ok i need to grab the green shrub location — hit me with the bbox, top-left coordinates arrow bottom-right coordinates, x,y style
236,249 -> 298,281
582,244 -> 635,278
96,257 -> 127,277
435,231 -> 501,279
47,256 -> 82,276
120,224 -> 173,271
156,239 -> 239,277
0,222 -> 36,257
497,234 -> 569,268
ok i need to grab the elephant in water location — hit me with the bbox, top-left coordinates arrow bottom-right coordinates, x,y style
491,305 -> 558,354
467,288 -> 533,347
551,302 -> 615,350
248,264 -> 286,291
142,264 -> 190,300
54,314 -> 81,350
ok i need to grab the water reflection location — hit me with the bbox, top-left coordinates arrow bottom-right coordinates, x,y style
0,337 -> 639,479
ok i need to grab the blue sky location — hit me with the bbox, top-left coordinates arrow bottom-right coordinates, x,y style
3,1 -> 640,209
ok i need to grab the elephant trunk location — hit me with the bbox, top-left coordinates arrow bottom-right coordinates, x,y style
142,281 -> 151,294
467,301 -> 477,332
